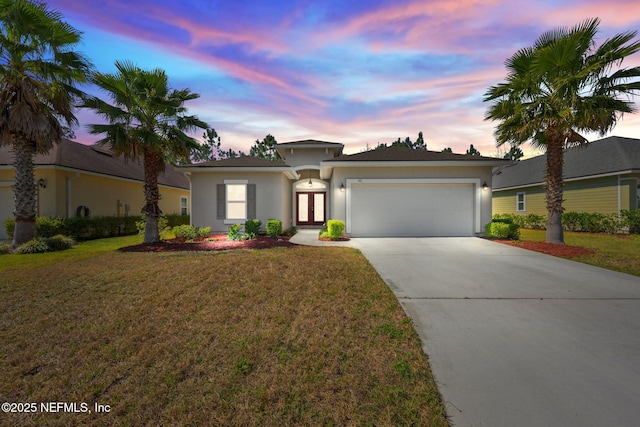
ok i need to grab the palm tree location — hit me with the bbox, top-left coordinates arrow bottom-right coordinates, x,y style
0,0 -> 92,248
484,18 -> 640,244
83,61 -> 208,243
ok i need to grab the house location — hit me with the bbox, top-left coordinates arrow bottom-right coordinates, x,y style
492,136 -> 640,216
177,139 -> 508,237
0,139 -> 190,240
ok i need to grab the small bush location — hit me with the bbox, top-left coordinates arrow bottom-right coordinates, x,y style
485,221 -> 520,240
319,223 -> 329,239
0,242 -> 10,255
244,219 -> 261,238
266,219 -> 282,238
15,238 -> 50,254
136,215 -> 170,239
172,224 -> 198,241
282,227 -> 297,236
197,226 -> 211,238
164,214 -> 190,228
36,217 -> 66,237
621,209 -> 640,234
561,212 -> 619,234
44,235 -> 77,251
4,217 -> 15,238
524,213 -> 546,229
327,220 -> 345,240
228,223 -> 248,241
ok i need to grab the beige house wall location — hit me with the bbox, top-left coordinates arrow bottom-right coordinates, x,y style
0,167 -> 188,239
189,171 -> 289,233
492,175 -> 639,216
329,165 -> 495,230
279,148 -> 337,169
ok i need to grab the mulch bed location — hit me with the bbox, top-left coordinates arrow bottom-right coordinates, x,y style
119,234 -> 298,253
493,239 -> 596,258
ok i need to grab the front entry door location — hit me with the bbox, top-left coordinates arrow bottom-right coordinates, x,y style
297,192 -> 325,226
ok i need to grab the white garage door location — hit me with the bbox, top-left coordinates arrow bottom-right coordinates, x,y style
0,187 -> 13,240
350,183 -> 474,237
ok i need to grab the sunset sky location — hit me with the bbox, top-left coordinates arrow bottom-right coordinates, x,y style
47,0 -> 640,157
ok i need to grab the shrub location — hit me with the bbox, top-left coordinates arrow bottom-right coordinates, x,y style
485,221 -> 520,240
524,213 -> 546,229
44,235 -> 77,251
15,238 -> 50,254
172,224 -> 198,241
282,227 -> 297,236
621,209 -> 640,234
228,223 -> 247,241
244,219 -> 261,238
561,212 -> 619,233
164,214 -> 190,228
266,219 -> 282,238
197,226 -> 211,238
36,217 -> 66,237
319,223 -> 329,239
4,217 -> 15,238
327,219 -> 345,240
0,242 -> 10,255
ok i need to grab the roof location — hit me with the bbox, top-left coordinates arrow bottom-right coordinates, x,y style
0,139 -> 189,189
493,136 -> 640,190
187,156 -> 289,168
276,139 -> 344,148
328,146 -> 506,162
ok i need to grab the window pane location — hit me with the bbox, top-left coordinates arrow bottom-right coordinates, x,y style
228,202 -> 246,219
298,194 -> 308,222
314,194 -> 324,222
227,185 -> 246,202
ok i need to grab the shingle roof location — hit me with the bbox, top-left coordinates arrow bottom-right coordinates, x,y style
276,139 -> 344,147
0,139 -> 189,189
188,156 -> 289,168
493,136 -> 640,190
328,145 -> 505,162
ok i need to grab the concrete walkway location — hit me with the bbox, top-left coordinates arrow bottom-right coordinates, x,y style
350,237 -> 640,427
289,228 -> 353,247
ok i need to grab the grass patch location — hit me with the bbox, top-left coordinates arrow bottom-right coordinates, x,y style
519,229 -> 640,276
0,245 -> 447,426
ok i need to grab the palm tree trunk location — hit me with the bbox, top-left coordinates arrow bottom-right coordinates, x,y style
11,138 -> 37,248
545,134 -> 565,245
141,150 -> 163,243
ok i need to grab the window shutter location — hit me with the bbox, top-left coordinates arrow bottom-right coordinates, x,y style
247,184 -> 256,219
217,184 -> 225,219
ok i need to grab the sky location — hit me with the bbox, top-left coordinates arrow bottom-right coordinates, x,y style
46,0 -> 640,157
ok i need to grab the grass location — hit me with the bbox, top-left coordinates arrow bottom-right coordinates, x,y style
0,237 -> 448,426
519,229 -> 640,276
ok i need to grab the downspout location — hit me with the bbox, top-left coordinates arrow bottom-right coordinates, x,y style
618,174 -> 621,221
66,173 -> 80,218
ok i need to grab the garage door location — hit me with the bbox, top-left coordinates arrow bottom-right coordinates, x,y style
350,183 -> 474,237
0,187 -> 13,240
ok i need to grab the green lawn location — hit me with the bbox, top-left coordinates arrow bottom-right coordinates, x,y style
0,237 -> 448,426
519,229 -> 640,276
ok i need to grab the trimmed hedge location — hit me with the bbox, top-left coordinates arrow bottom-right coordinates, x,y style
485,220 -> 520,240
493,211 -> 639,234
244,219 -> 261,238
266,219 -> 282,238
327,220 -> 346,240
4,215 -> 190,241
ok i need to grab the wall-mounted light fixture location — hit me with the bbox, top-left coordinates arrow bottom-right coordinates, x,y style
340,183 -> 345,192
482,182 -> 489,191
38,178 -> 46,189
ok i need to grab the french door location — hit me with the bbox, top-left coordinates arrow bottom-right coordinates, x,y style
297,192 -> 325,226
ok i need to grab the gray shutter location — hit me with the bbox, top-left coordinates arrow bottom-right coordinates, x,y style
217,184 -> 225,220
247,184 -> 256,219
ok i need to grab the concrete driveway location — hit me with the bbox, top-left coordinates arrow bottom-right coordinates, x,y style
351,237 -> 640,427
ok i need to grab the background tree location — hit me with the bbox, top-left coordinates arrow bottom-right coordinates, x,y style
503,145 -> 524,161
0,0 -> 92,248
250,134 -> 281,160
441,147 -> 453,153
83,60 -> 208,243
484,18 -> 640,244
390,131 -> 427,149
466,144 -> 481,156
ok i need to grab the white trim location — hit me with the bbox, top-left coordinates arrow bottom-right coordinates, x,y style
293,164 -> 320,171
224,179 -> 248,184
345,178 -> 482,234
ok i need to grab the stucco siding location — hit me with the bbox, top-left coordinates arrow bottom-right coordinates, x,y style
280,148 -> 337,169
190,171 -> 287,233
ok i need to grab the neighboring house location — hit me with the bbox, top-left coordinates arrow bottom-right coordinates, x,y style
178,139 -> 508,237
492,136 -> 640,216
0,139 -> 190,240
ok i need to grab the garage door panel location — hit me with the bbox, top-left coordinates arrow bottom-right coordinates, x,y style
350,183 -> 473,237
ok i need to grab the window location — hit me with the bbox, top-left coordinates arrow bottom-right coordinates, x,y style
516,192 -> 526,212
226,184 -> 247,220
180,197 -> 188,216
218,181 -> 256,223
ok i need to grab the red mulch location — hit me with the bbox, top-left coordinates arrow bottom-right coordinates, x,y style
493,239 -> 596,258
119,234 -> 298,253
